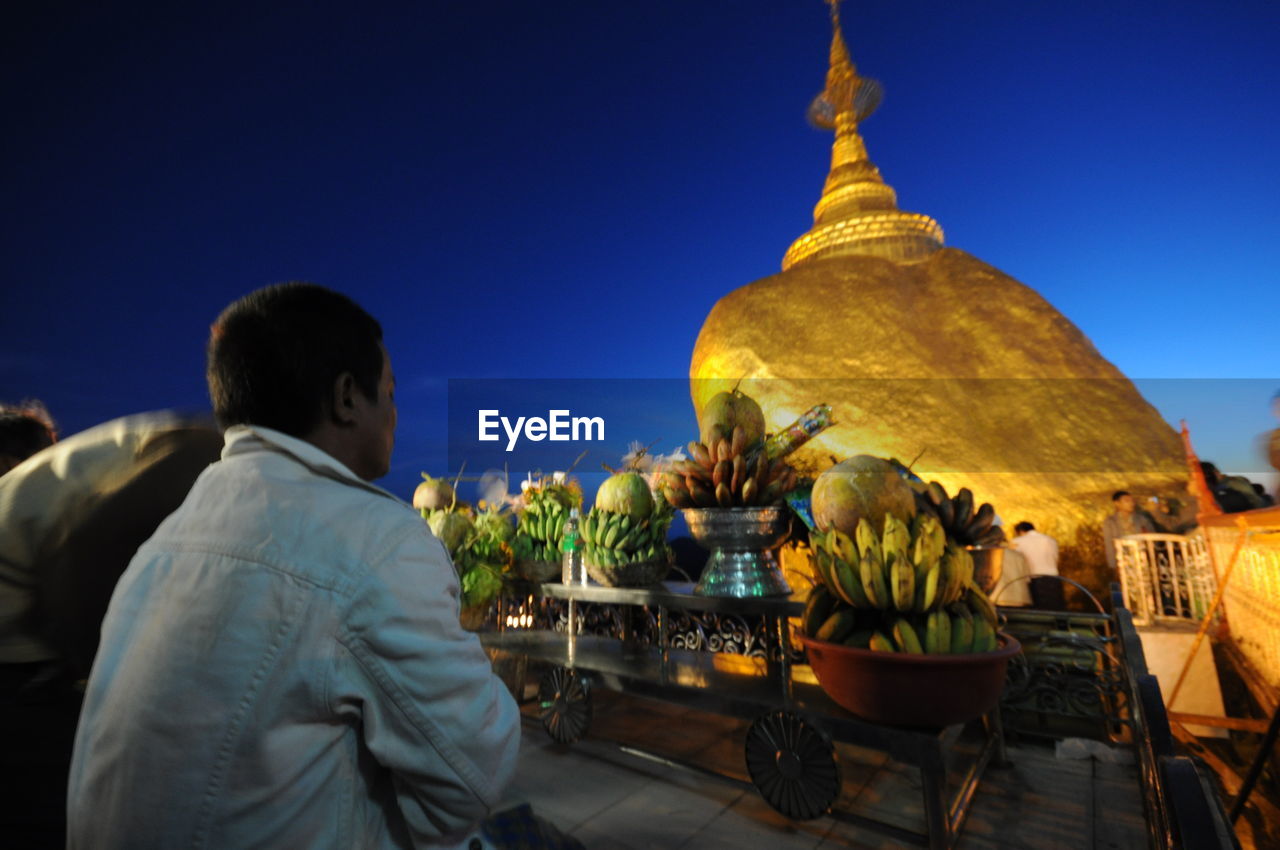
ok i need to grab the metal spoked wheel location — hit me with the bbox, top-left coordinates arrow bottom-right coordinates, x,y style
538,667 -> 591,745
744,710 -> 840,821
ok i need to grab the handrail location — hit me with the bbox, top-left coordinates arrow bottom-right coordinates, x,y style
1111,586 -> 1241,849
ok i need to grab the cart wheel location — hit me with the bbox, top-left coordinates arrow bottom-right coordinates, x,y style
538,667 -> 591,744
744,711 -> 840,821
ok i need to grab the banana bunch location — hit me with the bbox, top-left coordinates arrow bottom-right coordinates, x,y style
581,505 -> 672,568
802,584 -> 1001,654
658,424 -> 799,508
801,512 -> 1002,654
911,482 -> 1005,547
513,492 -> 572,563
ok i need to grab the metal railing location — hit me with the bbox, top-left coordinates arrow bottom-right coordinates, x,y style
1116,533 -> 1217,625
1111,589 -> 1241,849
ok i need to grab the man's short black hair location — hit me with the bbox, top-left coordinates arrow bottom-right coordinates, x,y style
208,283 -> 384,436
1112,490 -> 1130,502
1014,521 -> 1034,534
1198,461 -> 1221,485
0,403 -> 57,464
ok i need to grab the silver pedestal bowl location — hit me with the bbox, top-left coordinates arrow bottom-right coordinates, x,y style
683,506 -> 793,597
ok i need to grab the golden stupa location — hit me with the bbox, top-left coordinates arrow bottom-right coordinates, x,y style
689,3 -> 1185,594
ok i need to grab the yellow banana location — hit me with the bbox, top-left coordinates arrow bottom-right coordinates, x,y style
860,548 -> 890,610
834,555 -> 871,608
890,553 -> 915,612
869,631 -> 896,652
855,517 -> 881,562
815,609 -> 857,644
892,618 -> 924,654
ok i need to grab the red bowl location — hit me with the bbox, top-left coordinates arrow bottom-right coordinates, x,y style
799,632 -> 1021,728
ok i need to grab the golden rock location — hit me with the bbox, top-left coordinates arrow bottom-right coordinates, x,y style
690,5 -> 1184,599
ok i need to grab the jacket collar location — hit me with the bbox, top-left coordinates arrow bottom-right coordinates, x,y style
222,425 -> 404,505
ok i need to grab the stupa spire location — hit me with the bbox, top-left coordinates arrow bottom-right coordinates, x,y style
782,1 -> 944,269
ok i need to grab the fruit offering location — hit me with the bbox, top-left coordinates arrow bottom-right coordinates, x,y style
418,471 -> 513,612
659,424 -> 799,509
582,471 -> 673,568
512,477 -> 582,565
910,481 -> 1005,547
811,454 -> 916,537
803,506 -> 1002,654
413,473 -> 456,512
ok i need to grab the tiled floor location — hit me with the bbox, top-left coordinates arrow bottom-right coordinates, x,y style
498,690 -> 1149,849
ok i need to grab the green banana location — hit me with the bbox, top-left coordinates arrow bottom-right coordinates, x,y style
869,631 -> 896,652
972,617 -> 996,653
812,549 -> 842,602
834,554 -> 871,609
949,606 -> 975,654
860,548 -> 890,610
925,609 -> 952,654
855,517 -> 881,562
830,529 -> 858,565
890,553 -> 915,612
892,618 -> 924,654
815,609 -> 857,644
798,583 -> 839,637
966,583 -> 999,628
843,629 -> 876,649
603,515 -> 622,548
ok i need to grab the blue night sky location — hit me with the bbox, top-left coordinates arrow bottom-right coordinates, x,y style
3,0 -> 1278,501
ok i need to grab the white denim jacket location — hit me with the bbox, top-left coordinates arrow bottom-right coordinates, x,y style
67,425 -> 520,849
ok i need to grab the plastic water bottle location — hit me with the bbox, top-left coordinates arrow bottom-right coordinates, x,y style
561,508 -> 586,585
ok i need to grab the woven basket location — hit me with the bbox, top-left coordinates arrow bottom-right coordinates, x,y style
514,559 -> 560,583
584,555 -> 669,588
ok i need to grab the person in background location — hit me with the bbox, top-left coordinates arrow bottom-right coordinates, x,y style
1270,390 -> 1280,502
1010,521 -> 1063,611
1102,490 -> 1155,575
67,283 -> 547,850
0,401 -> 57,476
0,412 -> 222,848
1200,461 -> 1266,513
1150,495 -> 1200,535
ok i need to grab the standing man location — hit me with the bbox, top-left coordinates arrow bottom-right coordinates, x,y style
1010,521 -> 1063,611
68,284 -> 521,850
1102,490 -> 1155,576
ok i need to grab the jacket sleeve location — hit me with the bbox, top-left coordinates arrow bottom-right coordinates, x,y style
334,521 -> 520,843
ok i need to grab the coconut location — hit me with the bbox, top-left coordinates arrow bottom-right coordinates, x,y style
594,471 -> 654,520
697,388 -> 766,449
413,474 -> 455,511
427,509 -> 473,555
812,455 -> 917,537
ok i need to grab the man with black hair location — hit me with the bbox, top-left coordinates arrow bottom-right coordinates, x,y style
1010,521 -> 1063,610
1101,490 -> 1155,575
0,401 -> 57,476
68,284 -> 523,850
0,412 -> 221,848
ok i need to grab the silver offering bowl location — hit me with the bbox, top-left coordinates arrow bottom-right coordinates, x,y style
683,506 -> 793,597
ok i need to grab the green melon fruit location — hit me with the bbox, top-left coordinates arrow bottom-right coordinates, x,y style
413,474 -> 455,511
594,471 -> 654,520
427,509 -> 473,555
697,387 -> 765,449
812,455 -> 917,538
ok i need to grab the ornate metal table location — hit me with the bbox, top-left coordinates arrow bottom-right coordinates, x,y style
483,582 -> 1007,850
